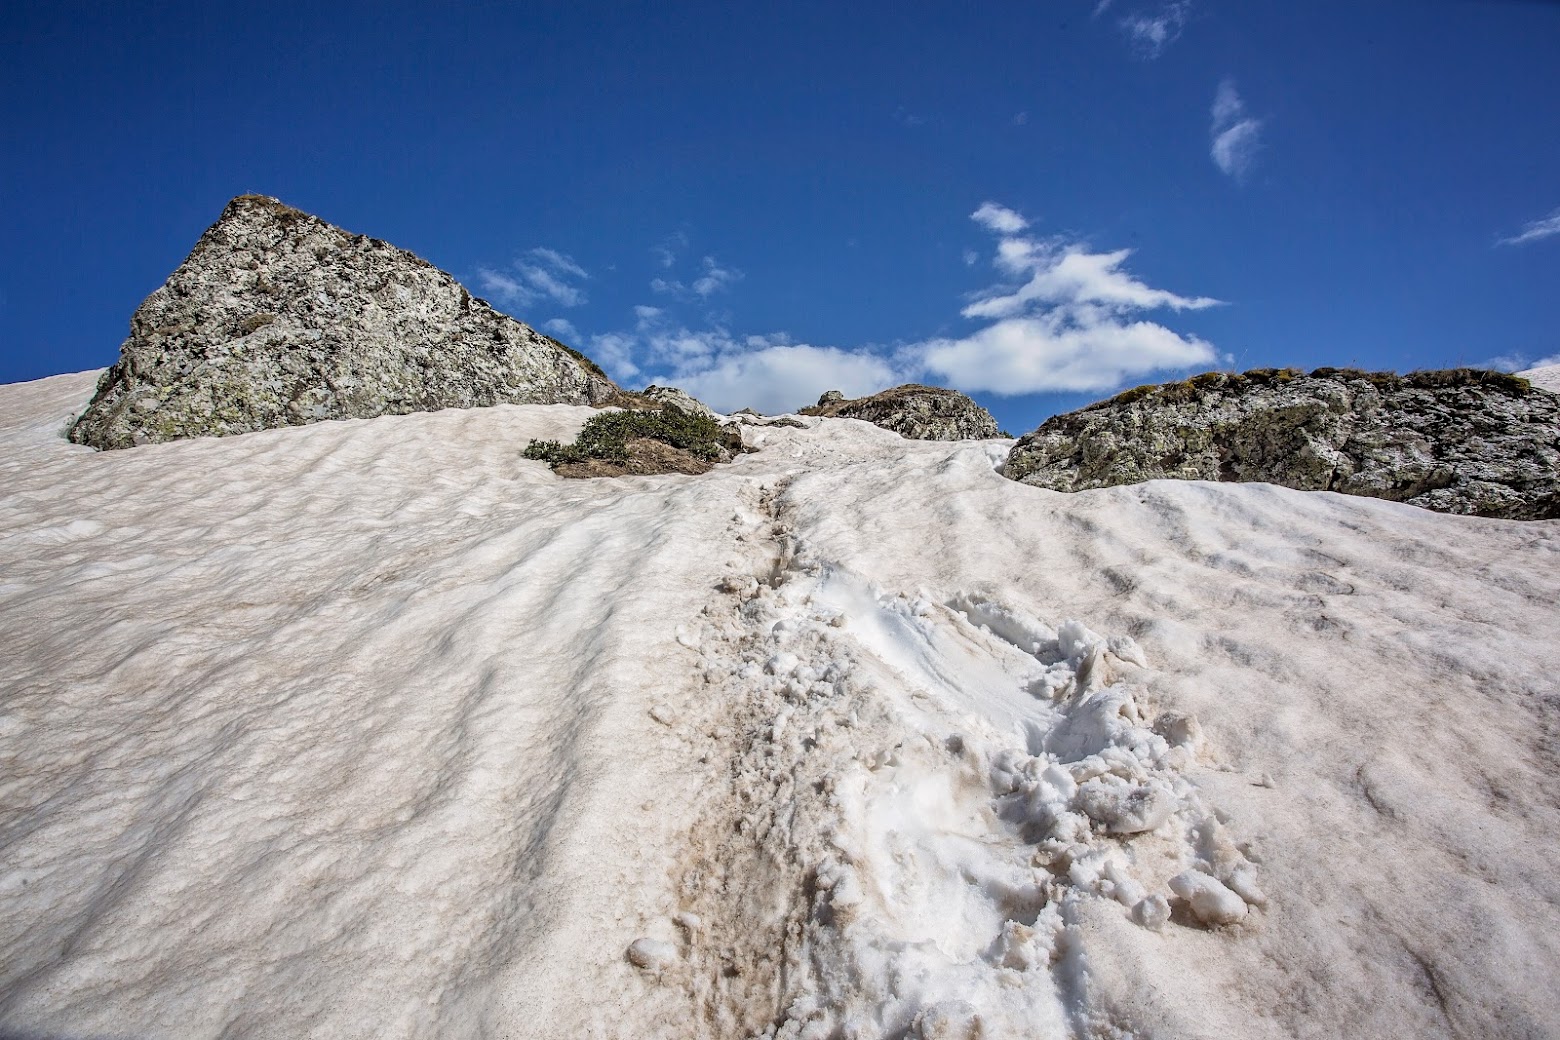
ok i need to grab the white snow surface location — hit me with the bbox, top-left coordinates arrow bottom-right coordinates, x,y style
3,371 -> 1559,1039
1518,362 -> 1560,393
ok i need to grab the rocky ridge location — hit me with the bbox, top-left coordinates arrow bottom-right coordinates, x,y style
69,194 -> 619,449
1004,367 -> 1560,519
800,384 -> 1001,441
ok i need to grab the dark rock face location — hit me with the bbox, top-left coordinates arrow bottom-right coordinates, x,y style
69,194 -> 619,449
800,384 -> 1001,441
1004,368 -> 1560,520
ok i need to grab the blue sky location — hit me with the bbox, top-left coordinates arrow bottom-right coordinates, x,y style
3,1 -> 1558,433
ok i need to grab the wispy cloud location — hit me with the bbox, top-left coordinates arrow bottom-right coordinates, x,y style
652,255 -> 743,299
1120,1 -> 1191,58
476,247 -> 590,310
893,106 -> 927,128
1498,207 -> 1560,247
651,230 -> 689,268
693,256 -> 742,297
542,317 -> 579,341
906,203 -> 1222,395
1210,79 -> 1263,182
1483,351 -> 1560,373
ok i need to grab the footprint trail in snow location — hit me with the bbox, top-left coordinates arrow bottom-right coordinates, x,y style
667,473 -> 1265,1039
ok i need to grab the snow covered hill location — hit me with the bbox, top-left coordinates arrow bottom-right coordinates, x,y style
3,371 -> 1558,1039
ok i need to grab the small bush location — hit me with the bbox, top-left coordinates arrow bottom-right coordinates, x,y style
523,408 -> 726,467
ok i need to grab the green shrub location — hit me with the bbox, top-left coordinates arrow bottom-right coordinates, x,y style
523,408 -> 726,467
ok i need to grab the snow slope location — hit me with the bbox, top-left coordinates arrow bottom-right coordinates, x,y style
1519,363 -> 1560,394
2,372 -> 1558,1039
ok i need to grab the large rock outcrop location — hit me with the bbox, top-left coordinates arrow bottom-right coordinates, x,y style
1004,368 -> 1560,520
639,384 -> 719,419
69,194 -> 619,449
800,384 -> 1001,441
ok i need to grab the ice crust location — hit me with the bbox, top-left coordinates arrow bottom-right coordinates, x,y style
2,370 -> 1559,1038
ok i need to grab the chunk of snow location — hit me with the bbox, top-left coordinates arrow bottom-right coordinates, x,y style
1132,894 -> 1172,931
625,937 -> 678,974
1169,870 -> 1249,927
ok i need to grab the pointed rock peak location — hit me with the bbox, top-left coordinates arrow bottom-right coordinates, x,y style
69,195 -> 619,449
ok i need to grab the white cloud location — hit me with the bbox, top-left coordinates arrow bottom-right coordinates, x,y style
674,342 -> 900,414
593,305 -> 900,412
1498,207 -> 1560,247
962,249 -> 979,267
1093,0 -> 1115,16
476,248 -> 590,309
918,314 -> 1217,395
1209,79 -> 1263,181
542,318 -> 578,341
971,202 -> 1030,235
563,202 -> 1221,410
903,202 -> 1223,395
893,106 -> 927,128
1120,2 -> 1190,58
963,245 -> 1220,320
1012,111 -> 1029,126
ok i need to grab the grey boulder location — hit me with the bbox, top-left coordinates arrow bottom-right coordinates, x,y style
640,384 -> 719,419
1003,368 -> 1560,520
800,384 -> 1001,441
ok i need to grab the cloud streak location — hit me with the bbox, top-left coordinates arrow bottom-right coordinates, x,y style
1498,207 -> 1560,247
1209,79 -> 1263,182
477,247 -> 590,309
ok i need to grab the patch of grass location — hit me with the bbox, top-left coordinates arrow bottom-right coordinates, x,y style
523,408 -> 726,467
1406,368 -> 1531,393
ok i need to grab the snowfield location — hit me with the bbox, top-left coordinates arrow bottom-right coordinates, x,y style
3,370 -> 1559,1039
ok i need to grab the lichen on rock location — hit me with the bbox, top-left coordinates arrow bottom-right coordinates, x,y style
1003,367 -> 1560,520
68,194 -> 620,449
800,384 -> 1001,441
